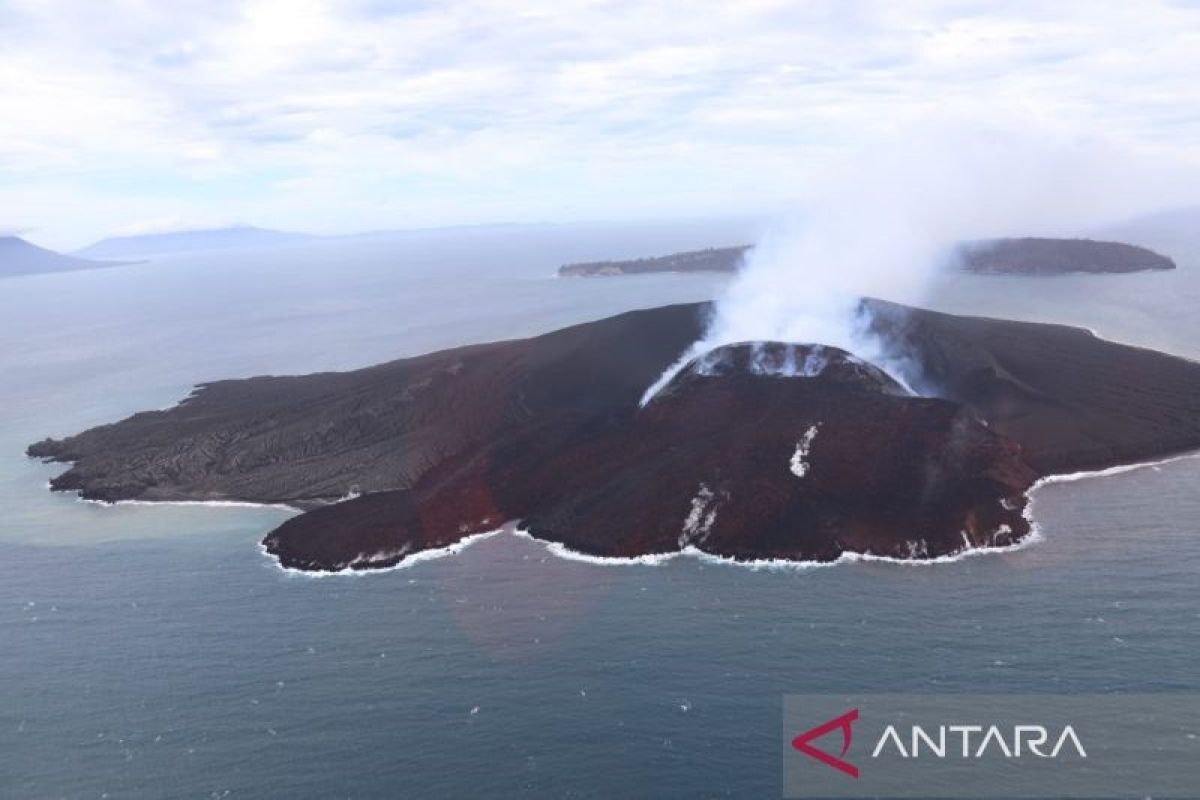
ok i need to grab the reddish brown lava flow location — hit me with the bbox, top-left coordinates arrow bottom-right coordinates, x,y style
29,301 -> 1200,571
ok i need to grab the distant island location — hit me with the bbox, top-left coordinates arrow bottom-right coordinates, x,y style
0,236 -> 133,280
558,238 -> 1174,277
75,225 -> 316,260
29,300 -> 1200,572
954,237 -> 1175,275
559,246 -> 752,276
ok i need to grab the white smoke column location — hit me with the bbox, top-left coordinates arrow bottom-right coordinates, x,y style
641,122 -> 1194,404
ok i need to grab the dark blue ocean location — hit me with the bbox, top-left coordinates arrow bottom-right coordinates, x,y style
1,220 -> 1197,798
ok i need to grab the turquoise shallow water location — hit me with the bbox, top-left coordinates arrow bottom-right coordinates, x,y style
1,221 -> 1197,797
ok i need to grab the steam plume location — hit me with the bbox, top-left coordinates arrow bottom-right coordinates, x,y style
642,122 -> 1192,404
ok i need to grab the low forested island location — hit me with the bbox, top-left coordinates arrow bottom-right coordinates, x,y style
953,237 -> 1175,275
29,300 -> 1200,572
559,246 -> 751,276
558,238 -> 1174,277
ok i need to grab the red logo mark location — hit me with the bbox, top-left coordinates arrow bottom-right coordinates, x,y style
791,708 -> 860,778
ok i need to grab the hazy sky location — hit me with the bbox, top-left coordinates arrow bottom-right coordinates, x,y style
3,0 -> 1200,249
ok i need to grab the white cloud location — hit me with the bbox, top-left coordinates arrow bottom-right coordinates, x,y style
1,0 -> 1199,248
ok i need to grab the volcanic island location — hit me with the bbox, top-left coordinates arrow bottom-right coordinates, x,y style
27,296 -> 1200,573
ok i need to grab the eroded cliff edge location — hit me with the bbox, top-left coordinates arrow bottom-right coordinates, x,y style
29,301 -> 1200,571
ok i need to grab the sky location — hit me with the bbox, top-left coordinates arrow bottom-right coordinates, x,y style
2,0 -> 1200,250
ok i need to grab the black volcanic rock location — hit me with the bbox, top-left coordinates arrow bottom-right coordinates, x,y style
864,300 -> 1200,474
261,342 -> 1034,570
953,237 -> 1174,275
28,304 -> 708,506
30,302 -> 1200,572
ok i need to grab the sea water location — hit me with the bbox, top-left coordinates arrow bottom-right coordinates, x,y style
1,220 -> 1197,797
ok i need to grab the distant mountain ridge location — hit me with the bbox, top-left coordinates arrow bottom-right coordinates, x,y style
0,236 -> 131,279
75,226 -> 316,259
1094,206 -> 1200,247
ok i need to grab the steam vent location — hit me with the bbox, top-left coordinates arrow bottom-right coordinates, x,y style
29,300 -> 1200,572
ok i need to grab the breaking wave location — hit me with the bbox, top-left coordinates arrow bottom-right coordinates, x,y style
96,450 -> 1198,577
512,528 -> 1040,571
259,528 -> 507,578
76,495 -> 299,511
262,449 -> 1200,577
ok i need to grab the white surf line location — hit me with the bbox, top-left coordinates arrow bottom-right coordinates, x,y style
75,495 -> 300,511
220,451 -> 1200,577
258,448 -> 1198,577
259,528 -> 507,578
691,535 -> 1044,571
69,484 -> 368,512
1028,450 -> 1200,488
514,450 -> 1200,572
1021,449 -> 1200,547
263,450 -> 1200,578
1077,324 -> 1200,367
512,528 -> 1040,572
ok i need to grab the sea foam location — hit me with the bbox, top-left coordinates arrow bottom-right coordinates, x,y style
87,450 -> 1200,576
76,496 -> 299,511
259,528 -> 506,578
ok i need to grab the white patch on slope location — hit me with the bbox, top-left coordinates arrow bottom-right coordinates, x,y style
335,486 -> 362,503
789,423 -> 821,478
904,539 -> 930,559
348,542 -> 412,568
679,483 -> 720,547
749,343 -> 831,377
798,347 -> 829,377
